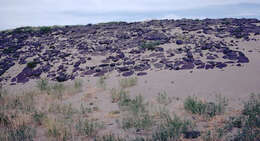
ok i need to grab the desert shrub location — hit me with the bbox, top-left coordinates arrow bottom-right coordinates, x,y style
39,26 -> 52,33
74,79 -> 83,90
36,78 -> 49,91
3,47 -> 16,54
27,61 -> 38,69
184,95 -> 228,117
13,26 -> 34,34
121,112 -> 153,130
94,133 -> 126,141
0,112 -> 10,127
119,77 -> 137,89
140,41 -> 161,50
152,115 -> 192,141
51,83 -> 65,100
157,92 -> 172,105
75,118 -> 103,137
184,96 -> 206,115
44,118 -> 71,140
242,94 -> 260,128
97,76 -> 107,89
217,94 -> 260,141
111,88 -> 130,103
2,124 -> 36,141
120,95 -> 153,130
33,111 -> 45,126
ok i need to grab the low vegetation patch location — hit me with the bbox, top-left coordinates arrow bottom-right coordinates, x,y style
184,95 -> 228,117
119,77 -> 138,89
27,61 -> 38,69
140,41 -> 161,50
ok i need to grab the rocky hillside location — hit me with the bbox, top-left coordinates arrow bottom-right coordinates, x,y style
0,18 -> 260,85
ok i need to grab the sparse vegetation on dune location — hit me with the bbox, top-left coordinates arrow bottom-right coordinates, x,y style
184,94 -> 228,118
1,78 -> 259,141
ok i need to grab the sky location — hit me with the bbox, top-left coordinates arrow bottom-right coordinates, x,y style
1,0 -> 260,30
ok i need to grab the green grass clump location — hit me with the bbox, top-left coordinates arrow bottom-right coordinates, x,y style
74,79 -> 83,90
94,133 -> 126,141
157,92 -> 172,105
75,119 -> 103,137
39,26 -> 52,33
184,95 -> 228,117
36,78 -> 49,91
0,124 -> 36,141
97,76 -> 107,89
140,41 -> 161,50
152,115 -> 193,141
184,96 -> 207,115
120,95 -> 153,130
119,77 -> 138,89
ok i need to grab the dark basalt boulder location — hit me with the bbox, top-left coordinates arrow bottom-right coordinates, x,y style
118,66 -> 129,72
16,67 -> 34,83
122,71 -> 134,77
181,62 -> 194,70
137,72 -> 147,76
237,52 -> 249,63
144,32 -> 169,43
176,40 -> 183,45
56,73 -> 69,82
183,131 -> 201,139
216,62 -> 227,69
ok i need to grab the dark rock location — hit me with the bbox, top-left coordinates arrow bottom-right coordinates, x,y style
74,61 -> 81,67
122,71 -> 134,77
176,40 -> 183,45
207,55 -> 216,60
205,63 -> 215,70
117,52 -> 125,59
237,52 -> 249,63
99,64 -> 109,67
56,73 -> 69,82
84,70 -> 95,75
137,72 -> 147,76
183,131 -> 201,139
118,66 -> 129,72
181,62 -> 194,70
32,68 -> 42,77
99,39 -> 113,45
123,61 -> 135,65
144,32 -> 169,42
216,62 -> 227,69
154,63 -> 164,69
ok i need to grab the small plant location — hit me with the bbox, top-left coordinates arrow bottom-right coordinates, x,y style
0,112 -> 10,127
97,76 -> 107,89
184,96 -> 207,115
44,118 -> 69,140
36,78 -> 49,91
152,115 -> 193,141
33,111 -> 45,125
111,88 -> 130,105
140,41 -> 161,50
3,124 -> 36,141
184,95 -> 228,117
52,83 -> 65,100
39,26 -> 52,33
242,93 -> 260,128
75,118 -> 103,137
157,92 -> 172,105
94,133 -> 126,141
119,77 -> 137,89
27,61 -> 38,69
74,79 -> 83,90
